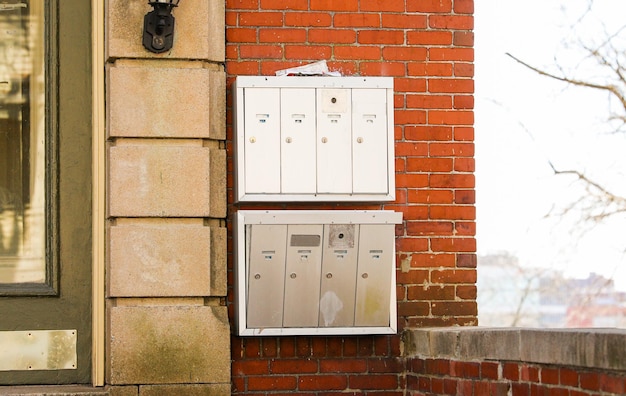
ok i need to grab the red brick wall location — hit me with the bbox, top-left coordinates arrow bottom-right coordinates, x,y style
407,357 -> 626,396
226,0 -> 475,393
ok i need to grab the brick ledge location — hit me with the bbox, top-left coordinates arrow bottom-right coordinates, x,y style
404,327 -> 626,371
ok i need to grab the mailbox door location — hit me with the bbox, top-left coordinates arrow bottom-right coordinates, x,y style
316,88 -> 352,193
283,225 -> 323,327
318,224 -> 359,327
352,88 -> 389,194
244,88 -> 281,194
247,224 -> 287,328
280,88 -> 317,194
354,224 -> 394,326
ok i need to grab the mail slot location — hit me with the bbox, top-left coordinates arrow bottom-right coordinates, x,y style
235,210 -> 402,336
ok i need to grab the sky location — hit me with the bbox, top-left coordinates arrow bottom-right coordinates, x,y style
474,0 -> 626,291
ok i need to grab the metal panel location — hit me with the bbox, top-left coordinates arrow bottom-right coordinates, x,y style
352,88 -> 389,194
316,88 -> 352,193
246,224 -> 287,328
0,330 -> 77,371
244,88 -> 281,193
355,224 -> 395,327
319,224 -> 359,327
283,225 -> 323,327
280,88 -> 317,194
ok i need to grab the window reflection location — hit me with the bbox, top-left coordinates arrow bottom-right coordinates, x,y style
0,1 -> 46,284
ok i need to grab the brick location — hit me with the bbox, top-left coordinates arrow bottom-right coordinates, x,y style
309,29 -> 357,43
429,79 -> 474,93
260,0 -> 308,10
407,0 -> 452,12
359,30 -> 404,45
541,367 -> 559,385
455,63 -> 475,77
430,48 -> 474,62
428,110 -> 474,125
397,237 -> 429,253
271,359 -> 318,374
396,270 -> 429,285
226,27 -> 257,43
334,45 -> 381,60
320,359 -> 367,373
310,0 -> 358,11
454,158 -> 475,172
429,142 -> 474,157
455,0 -> 474,14
455,190 -> 475,204
285,45 -> 332,59
503,363 -> 520,381
406,157 -> 453,172
239,11 -> 284,26
408,62 -> 454,77
431,269 -> 477,284
408,285 -> 455,300
407,94 -> 453,109
579,372 -> 599,390
382,14 -> 427,29
451,361 -> 480,378
407,221 -> 454,236
239,44 -> 283,58
454,31 -> 474,47
248,376 -> 297,391
360,61 -> 406,76
226,0 -> 259,9
361,0 -> 405,12
299,375 -> 348,391
429,15 -> 474,29
408,190 -> 454,204
430,174 -> 475,189
108,306 -> 230,384
405,125 -> 453,140
349,374 -> 398,390
334,13 -> 381,27
599,373 -> 625,393
285,12 -> 332,26
232,360 -> 269,376
454,95 -> 475,109
454,126 -> 475,141
260,28 -> 307,42
407,31 -> 453,45
431,301 -> 476,317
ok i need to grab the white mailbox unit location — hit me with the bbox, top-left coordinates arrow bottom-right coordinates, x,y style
234,76 -> 395,202
234,210 -> 402,336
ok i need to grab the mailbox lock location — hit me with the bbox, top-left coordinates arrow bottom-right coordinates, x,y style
285,137 -> 292,143
290,273 -> 297,279
361,273 -> 369,279
331,97 -> 337,103
321,137 -> 328,143
326,273 -> 333,279
254,273 -> 261,280
249,137 -> 256,143
356,137 -> 363,144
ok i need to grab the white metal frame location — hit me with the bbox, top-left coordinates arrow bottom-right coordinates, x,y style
233,76 -> 396,203
234,210 -> 402,336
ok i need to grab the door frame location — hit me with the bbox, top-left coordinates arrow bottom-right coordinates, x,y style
91,0 -> 105,387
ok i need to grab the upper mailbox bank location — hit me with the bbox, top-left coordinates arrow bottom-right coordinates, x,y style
234,76 -> 395,202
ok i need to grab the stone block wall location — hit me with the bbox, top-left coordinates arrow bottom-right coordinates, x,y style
226,0 -> 476,393
104,1 -> 230,394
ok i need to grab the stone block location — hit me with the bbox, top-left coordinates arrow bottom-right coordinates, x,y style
139,384 -> 230,395
107,0 -> 225,62
458,328 -> 521,361
210,225 -> 227,296
108,305 -> 230,384
108,223 -> 212,297
108,143 -> 226,217
108,386 -> 138,396
107,64 -> 225,139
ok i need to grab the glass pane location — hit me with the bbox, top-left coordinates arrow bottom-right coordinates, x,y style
0,1 -> 46,284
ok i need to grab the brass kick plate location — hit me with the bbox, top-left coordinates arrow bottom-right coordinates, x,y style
0,330 -> 77,371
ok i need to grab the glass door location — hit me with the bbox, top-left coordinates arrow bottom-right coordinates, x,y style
0,0 -> 92,384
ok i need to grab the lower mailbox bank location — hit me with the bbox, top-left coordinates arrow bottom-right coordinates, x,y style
234,210 -> 402,336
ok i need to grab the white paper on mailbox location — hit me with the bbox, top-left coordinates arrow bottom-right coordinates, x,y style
275,60 -> 342,77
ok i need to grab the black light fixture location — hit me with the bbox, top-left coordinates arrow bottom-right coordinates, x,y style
142,0 -> 181,53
